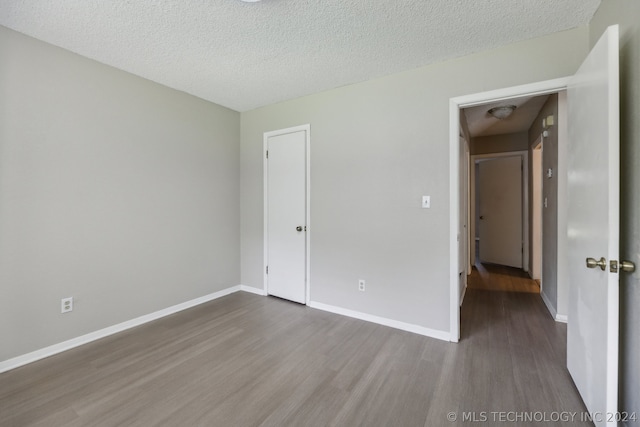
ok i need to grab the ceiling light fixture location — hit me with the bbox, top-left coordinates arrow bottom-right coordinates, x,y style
488,105 -> 516,120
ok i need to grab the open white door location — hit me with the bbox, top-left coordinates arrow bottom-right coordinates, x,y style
566,25 -> 619,426
478,156 -> 523,268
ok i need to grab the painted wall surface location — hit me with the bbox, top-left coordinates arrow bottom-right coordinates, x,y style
0,27 -> 241,361
240,28 -> 588,333
528,95 -> 559,316
470,132 -> 528,155
589,0 -> 640,420
556,91 -> 569,318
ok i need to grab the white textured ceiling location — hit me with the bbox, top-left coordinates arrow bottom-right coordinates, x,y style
0,0 -> 600,112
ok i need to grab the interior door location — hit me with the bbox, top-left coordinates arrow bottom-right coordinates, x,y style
477,156 -> 523,268
566,25 -> 619,426
265,128 -> 307,304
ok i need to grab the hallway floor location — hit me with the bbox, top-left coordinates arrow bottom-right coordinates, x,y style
468,261 -> 541,293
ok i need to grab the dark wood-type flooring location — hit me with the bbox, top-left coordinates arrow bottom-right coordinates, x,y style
1,270 -> 589,426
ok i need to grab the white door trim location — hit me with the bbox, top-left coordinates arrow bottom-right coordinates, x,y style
531,135 -> 544,283
471,150 -> 529,271
263,124 -> 311,304
449,77 -> 570,342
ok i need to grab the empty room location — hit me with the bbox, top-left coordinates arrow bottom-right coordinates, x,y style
1,1 -> 639,426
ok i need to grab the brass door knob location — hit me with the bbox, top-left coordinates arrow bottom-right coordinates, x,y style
586,257 -> 607,271
620,261 -> 636,273
610,260 -> 636,273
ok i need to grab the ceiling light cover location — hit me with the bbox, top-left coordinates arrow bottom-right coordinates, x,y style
488,105 -> 517,120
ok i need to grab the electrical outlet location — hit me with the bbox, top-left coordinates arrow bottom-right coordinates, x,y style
61,297 -> 73,313
358,280 -> 365,292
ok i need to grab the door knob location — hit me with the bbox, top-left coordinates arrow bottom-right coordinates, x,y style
586,257 -> 607,271
620,261 -> 636,273
479,216 -> 484,220
296,226 -> 303,232
610,260 -> 636,273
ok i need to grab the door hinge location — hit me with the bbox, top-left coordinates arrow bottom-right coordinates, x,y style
266,150 -> 269,159
266,266 -> 268,274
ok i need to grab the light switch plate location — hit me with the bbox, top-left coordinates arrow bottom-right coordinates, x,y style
422,196 -> 431,208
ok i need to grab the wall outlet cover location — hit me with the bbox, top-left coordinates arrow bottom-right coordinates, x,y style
61,297 -> 73,313
422,196 -> 431,208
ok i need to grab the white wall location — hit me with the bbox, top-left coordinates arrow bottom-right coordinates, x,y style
0,26 -> 240,362
240,28 -> 589,334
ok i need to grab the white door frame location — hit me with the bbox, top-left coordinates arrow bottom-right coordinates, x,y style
459,136 -> 470,305
263,124 -> 311,304
531,136 -> 544,283
449,78 -> 569,342
471,150 -> 529,271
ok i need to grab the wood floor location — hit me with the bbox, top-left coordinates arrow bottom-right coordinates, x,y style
468,262 -> 541,293
1,276 -> 589,426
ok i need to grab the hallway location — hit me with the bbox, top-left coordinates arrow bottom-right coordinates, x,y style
456,263 -> 589,425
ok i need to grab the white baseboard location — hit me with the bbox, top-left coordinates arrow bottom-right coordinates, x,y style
0,285 -> 242,374
239,285 -> 267,296
308,300 -> 450,342
555,313 -> 568,323
540,291 -> 567,323
1,286 -> 453,373
540,290 -> 556,319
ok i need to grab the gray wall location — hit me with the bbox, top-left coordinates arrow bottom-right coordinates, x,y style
470,132 -> 529,155
240,28 -> 588,333
589,0 -> 640,420
0,27 -> 240,362
528,95 -> 559,315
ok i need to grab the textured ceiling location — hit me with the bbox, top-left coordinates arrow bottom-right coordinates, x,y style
464,95 -> 550,138
0,0 -> 600,112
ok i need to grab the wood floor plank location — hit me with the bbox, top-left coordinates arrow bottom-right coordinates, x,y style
1,278 -> 591,427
